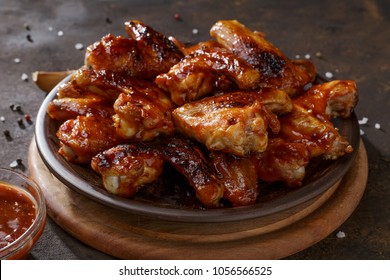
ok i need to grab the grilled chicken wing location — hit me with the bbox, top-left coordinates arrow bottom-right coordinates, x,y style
276,80 -> 357,160
85,34 -> 142,75
124,20 -> 184,75
278,104 -> 353,160
172,89 -> 292,156
253,138 -> 310,187
85,21 -> 183,79
57,67 -> 130,102
47,97 -> 114,121
57,115 -> 123,164
91,143 -> 164,197
294,80 -> 358,120
210,20 -> 316,96
155,47 -> 260,105
156,136 -> 224,208
112,81 -> 175,141
210,152 -> 258,206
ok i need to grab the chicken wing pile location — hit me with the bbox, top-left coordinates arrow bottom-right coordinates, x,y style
47,20 -> 358,208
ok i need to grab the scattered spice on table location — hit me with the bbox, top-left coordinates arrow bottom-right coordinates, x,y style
24,114 -> 31,122
17,118 -> 24,126
26,34 -> 33,43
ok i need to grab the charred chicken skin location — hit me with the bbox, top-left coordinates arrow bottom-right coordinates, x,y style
47,19 -> 358,208
85,20 -> 183,79
155,136 -> 224,208
210,20 -> 316,96
124,20 -> 184,76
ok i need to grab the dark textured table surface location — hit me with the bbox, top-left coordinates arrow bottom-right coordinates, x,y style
1,0 -> 389,260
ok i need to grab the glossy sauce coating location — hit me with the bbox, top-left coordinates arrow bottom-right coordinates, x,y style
0,183 -> 36,249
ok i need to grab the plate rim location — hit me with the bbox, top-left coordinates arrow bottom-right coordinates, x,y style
34,74 -> 360,223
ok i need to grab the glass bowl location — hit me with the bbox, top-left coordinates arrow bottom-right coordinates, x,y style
0,168 -> 46,259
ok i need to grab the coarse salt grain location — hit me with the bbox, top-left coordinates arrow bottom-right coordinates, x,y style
336,231 -> 346,238
74,43 -> 84,50
360,129 -> 365,136
295,54 -> 301,59
9,160 -> 19,168
304,53 -> 311,59
48,26 -> 53,31
192,28 -> 199,35
375,123 -> 381,129
14,58 -> 21,64
0,116 -> 5,122
57,30 -> 64,37
358,117 -> 368,125
325,71 -> 333,79
21,73 -> 29,81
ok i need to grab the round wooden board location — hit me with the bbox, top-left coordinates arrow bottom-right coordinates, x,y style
28,138 -> 368,259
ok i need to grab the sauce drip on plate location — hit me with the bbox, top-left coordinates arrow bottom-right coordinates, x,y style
0,183 -> 37,249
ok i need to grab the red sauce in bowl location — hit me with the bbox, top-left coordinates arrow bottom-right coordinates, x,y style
0,183 -> 37,249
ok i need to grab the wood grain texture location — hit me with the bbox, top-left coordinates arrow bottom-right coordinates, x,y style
28,138 -> 368,259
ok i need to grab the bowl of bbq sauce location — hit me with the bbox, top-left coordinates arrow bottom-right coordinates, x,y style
0,168 -> 46,259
